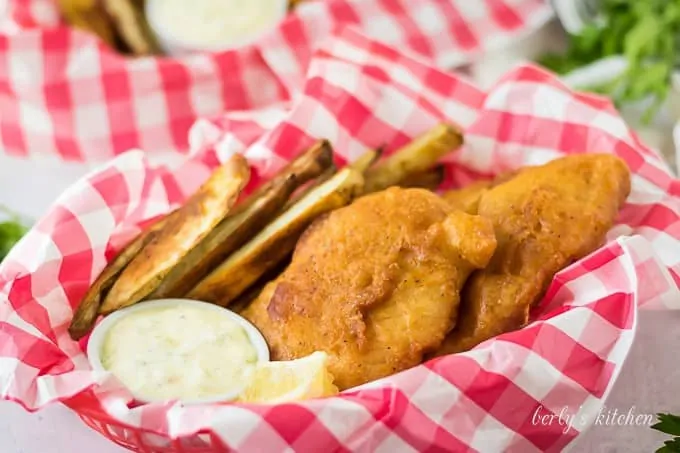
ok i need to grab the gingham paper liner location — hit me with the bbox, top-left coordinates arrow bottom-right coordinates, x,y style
0,0 -> 552,162
2,28 -> 680,452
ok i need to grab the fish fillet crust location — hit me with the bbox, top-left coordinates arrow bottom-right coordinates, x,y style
242,187 -> 497,390
433,153 -> 631,356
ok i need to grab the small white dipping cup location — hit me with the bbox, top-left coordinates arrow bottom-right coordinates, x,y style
145,0 -> 289,56
87,298 -> 270,405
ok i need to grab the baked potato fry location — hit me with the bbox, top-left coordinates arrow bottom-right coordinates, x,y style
288,0 -> 308,10
283,166 -> 337,211
149,176 -> 297,299
397,165 -> 445,191
350,148 -> 382,174
104,0 -> 160,55
363,123 -> 463,194
68,211 -> 176,340
58,0 -> 118,47
188,167 -> 365,306
100,155 -> 250,314
229,258 -> 291,314
151,141 -> 333,298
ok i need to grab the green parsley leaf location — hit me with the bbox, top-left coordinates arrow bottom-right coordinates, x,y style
653,413 -> 680,453
0,206 -> 28,262
538,0 -> 680,124
653,413 -> 680,437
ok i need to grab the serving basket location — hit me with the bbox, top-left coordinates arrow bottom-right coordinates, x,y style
0,0 -> 552,162
2,28 -> 680,452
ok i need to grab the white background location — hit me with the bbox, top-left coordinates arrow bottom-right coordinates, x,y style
1,20 -> 679,453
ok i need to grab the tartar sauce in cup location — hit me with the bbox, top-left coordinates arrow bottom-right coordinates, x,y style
145,0 -> 289,55
87,299 -> 270,404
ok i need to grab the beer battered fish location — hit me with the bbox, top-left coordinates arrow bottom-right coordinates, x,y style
433,154 -> 631,356
242,187 -> 497,390
442,171 -> 519,214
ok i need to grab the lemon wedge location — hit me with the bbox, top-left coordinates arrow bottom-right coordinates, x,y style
238,351 -> 339,403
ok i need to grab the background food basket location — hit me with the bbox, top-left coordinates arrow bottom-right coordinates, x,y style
0,0 -> 552,162
1,28 -> 680,452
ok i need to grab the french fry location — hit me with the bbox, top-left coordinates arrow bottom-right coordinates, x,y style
104,0 -> 160,55
363,123 -> 463,194
67,211 -> 176,340
58,0 -> 119,48
229,258 -> 291,314
150,141 -> 333,299
188,167 -> 365,306
350,148 -> 382,174
397,165 -> 445,191
288,0 -> 308,10
100,155 -> 250,314
283,166 -> 337,211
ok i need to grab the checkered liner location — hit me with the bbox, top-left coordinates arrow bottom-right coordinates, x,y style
2,27 -> 680,452
0,0 -> 552,162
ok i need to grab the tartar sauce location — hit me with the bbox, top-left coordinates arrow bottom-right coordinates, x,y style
149,0 -> 284,50
100,305 -> 258,401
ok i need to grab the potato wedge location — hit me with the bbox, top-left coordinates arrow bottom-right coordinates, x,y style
68,211 -> 176,340
283,166 -> 337,211
104,0 -> 160,55
150,141 -> 333,299
58,0 -> 119,48
288,0 -> 308,10
350,148 -> 382,174
234,140 -> 333,214
363,123 -> 463,194
229,258 -> 291,314
188,167 -> 365,306
100,155 -> 250,314
398,165 -> 445,191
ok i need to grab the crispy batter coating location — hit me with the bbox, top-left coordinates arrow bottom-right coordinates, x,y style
442,181 -> 493,214
442,171 -> 519,214
242,188 -> 496,389
433,154 -> 631,356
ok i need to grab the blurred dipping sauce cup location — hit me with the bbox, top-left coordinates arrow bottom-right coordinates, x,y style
145,0 -> 289,56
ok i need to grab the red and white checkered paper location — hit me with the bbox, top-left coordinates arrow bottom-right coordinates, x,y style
0,0 -> 552,162
3,27 -> 680,452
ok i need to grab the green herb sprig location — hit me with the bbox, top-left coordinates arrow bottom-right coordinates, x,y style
0,205 -> 28,262
539,0 -> 680,123
652,413 -> 680,452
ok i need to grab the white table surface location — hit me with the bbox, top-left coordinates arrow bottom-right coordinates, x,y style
1,19 -> 680,453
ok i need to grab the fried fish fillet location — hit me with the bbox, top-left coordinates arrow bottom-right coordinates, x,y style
442,170 -> 519,214
442,180 -> 493,214
242,188 -> 497,390
433,154 -> 631,356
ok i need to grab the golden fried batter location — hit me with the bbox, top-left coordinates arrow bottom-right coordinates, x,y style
442,171 -> 518,214
443,181 -> 492,214
433,154 -> 631,356
242,188 -> 497,390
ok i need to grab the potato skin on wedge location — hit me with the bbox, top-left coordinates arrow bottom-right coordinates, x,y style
150,141 -> 334,299
188,167 -> 365,306
103,0 -> 160,55
397,165 -> 445,191
68,211 -> 175,340
363,123 -> 463,194
100,154 -> 250,314
58,0 -> 119,48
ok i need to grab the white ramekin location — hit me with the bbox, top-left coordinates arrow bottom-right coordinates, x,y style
144,0 -> 289,56
86,298 -> 270,405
